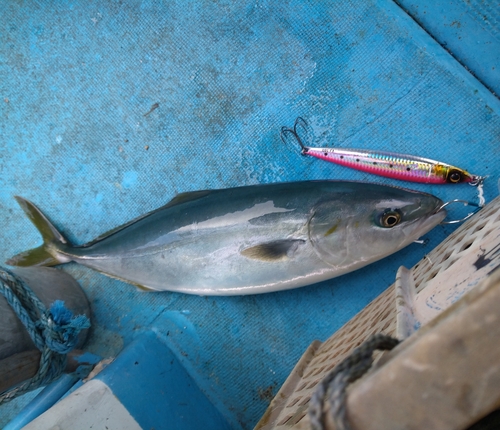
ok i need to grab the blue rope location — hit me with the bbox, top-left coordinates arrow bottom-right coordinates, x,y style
0,267 -> 91,404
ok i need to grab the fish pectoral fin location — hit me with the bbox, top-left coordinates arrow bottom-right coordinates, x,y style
240,239 -> 305,262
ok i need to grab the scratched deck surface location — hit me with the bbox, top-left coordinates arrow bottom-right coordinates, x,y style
1,1 -> 499,428
395,0 -> 500,96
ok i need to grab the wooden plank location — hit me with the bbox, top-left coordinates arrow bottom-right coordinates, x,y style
345,268 -> 500,430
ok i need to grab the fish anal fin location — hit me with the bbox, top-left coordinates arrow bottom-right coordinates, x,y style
90,268 -> 159,292
134,283 -> 157,292
241,239 -> 305,262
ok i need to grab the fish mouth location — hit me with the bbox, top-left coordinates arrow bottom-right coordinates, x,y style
427,209 -> 447,226
414,206 -> 446,231
408,198 -> 447,235
430,198 -> 448,225
432,199 -> 447,217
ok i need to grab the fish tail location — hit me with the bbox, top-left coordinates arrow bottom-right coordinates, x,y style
6,196 -> 72,267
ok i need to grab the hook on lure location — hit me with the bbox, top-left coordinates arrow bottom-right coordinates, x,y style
281,117 -> 485,187
280,117 -> 310,155
437,199 -> 481,224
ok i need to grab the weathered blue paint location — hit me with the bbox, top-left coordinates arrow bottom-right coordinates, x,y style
4,375 -> 80,430
395,0 -> 500,96
1,0 -> 499,428
95,332 -> 233,430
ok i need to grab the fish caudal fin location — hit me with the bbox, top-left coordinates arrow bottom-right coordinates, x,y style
6,196 -> 71,267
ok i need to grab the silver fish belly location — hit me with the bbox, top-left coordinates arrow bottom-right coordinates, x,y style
7,181 -> 446,295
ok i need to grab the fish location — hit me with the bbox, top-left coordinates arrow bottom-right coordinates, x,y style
282,117 -> 484,185
6,181 -> 446,295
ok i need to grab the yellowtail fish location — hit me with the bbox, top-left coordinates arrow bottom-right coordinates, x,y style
7,181 -> 446,295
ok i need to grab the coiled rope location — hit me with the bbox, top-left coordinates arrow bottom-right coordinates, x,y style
309,333 -> 400,430
0,267 -> 90,404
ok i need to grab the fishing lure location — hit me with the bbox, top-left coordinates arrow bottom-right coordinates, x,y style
281,117 -> 485,186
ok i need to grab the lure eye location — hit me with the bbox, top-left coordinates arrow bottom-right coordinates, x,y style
448,170 -> 463,183
380,210 -> 402,228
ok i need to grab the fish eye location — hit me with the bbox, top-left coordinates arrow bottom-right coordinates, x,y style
380,210 -> 402,228
448,170 -> 462,183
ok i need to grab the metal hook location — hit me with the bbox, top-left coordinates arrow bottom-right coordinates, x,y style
293,116 -> 308,135
469,175 -> 486,187
280,117 -> 310,154
438,199 -> 481,224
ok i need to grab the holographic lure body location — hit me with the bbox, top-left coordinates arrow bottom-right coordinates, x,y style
282,118 -> 484,186
302,147 -> 480,184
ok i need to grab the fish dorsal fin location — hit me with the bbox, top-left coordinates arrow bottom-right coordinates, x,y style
82,190 -> 212,247
165,190 -> 212,207
241,239 -> 305,262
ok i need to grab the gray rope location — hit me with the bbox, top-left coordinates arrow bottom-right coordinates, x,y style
309,333 -> 400,430
0,267 -> 90,404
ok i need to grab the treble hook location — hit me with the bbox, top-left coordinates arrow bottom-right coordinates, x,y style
438,199 -> 481,224
280,117 -> 310,155
469,175 -> 486,187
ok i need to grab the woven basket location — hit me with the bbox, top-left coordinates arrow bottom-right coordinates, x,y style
256,194 -> 500,429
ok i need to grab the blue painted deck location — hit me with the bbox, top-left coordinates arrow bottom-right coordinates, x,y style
396,0 -> 500,96
1,1 -> 499,429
